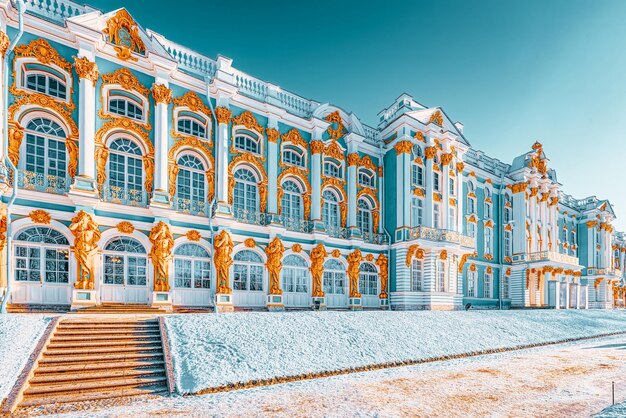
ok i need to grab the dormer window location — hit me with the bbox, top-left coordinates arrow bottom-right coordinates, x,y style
358,168 -> 375,188
234,134 -> 259,154
282,146 -> 305,168
177,117 -> 206,139
22,64 -> 67,100
109,93 -> 144,121
323,160 -> 342,178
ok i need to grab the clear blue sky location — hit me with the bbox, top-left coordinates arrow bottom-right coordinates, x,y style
89,0 -> 626,230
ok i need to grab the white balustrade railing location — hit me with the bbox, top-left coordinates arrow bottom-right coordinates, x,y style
408,226 -> 476,249
25,0 -> 97,22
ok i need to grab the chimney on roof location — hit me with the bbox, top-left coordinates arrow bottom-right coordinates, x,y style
454,122 -> 464,133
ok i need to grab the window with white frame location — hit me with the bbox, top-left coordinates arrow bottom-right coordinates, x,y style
467,222 -> 476,238
358,263 -> 378,296
411,198 -> 423,227
503,276 -> 509,298
176,155 -> 206,205
448,207 -> 456,232
358,168 -> 375,188
24,118 -> 68,183
449,178 -> 456,196
323,160 -> 342,178
411,164 -> 424,187
504,230 -> 512,257
108,138 -> 144,201
504,194 -> 512,223
282,254 -> 308,293
233,250 -> 263,291
436,258 -> 447,292
102,237 -> 147,286
484,228 -> 493,255
173,243 -> 210,289
484,188 -> 492,219
323,259 -> 346,295
281,180 -> 303,219
357,198 -> 373,235
322,189 -> 341,228
434,172 -> 440,192
434,203 -> 441,229
23,65 -> 67,100
484,273 -> 492,298
410,258 -> 423,291
282,147 -> 305,168
233,168 -> 258,213
177,116 -> 207,139
467,270 -> 476,297
234,134 -> 260,154
108,94 -> 144,121
14,227 -> 69,284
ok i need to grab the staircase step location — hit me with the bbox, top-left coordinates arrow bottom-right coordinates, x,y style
54,330 -> 161,337
30,366 -> 166,384
39,351 -> 164,364
25,375 -> 167,395
45,344 -> 163,356
35,359 -> 165,374
51,334 -> 160,342
58,322 -> 158,328
48,339 -> 161,349
19,384 -> 168,407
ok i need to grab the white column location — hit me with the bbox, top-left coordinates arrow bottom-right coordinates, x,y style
311,139 -> 323,224
424,147 -> 434,228
565,277 -> 571,309
554,279 -> 561,309
215,107 -> 231,214
511,187 -> 527,254
347,151 -> 358,231
151,82 -> 171,205
456,166 -> 464,233
266,120 -> 279,217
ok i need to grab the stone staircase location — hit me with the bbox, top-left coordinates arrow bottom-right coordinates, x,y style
18,319 -> 169,407
69,303 -> 167,315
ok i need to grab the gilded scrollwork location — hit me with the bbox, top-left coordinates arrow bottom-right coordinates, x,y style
103,9 -> 146,61
73,57 -> 99,86
95,146 -> 109,193
65,139 -> 79,178
232,110 -> 265,135
101,67 -> 150,96
215,107 -> 232,125
151,84 -> 172,104
428,110 -> 444,126
29,209 -> 51,224
325,110 -> 345,140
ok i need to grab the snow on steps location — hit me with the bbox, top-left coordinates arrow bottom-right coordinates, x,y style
165,310 -> 626,394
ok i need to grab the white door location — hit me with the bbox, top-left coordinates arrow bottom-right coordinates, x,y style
101,237 -> 150,304
232,250 -> 265,308
12,227 -> 71,305
281,254 -> 310,308
323,260 -> 348,309
359,263 -> 380,308
172,243 -> 212,307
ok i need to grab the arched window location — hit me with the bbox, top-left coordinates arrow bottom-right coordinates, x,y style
281,180 -> 302,219
24,67 -> 67,100
484,228 -> 492,255
109,93 -> 144,121
177,155 -> 206,208
484,188 -> 493,219
323,259 -> 345,295
282,147 -> 305,168
411,197 -> 423,227
358,169 -> 375,188
504,194 -> 512,223
108,138 -> 144,204
233,250 -> 263,291
233,168 -> 258,213
357,198 -> 373,235
23,118 -> 68,184
358,263 -> 378,296
410,258 -> 422,291
483,272 -> 492,298
323,160 -> 342,178
177,117 -> 206,139
282,254 -> 308,293
234,135 -> 259,154
103,237 -> 147,286
322,189 -> 340,228
174,243 -> 210,289
14,227 -> 69,283
412,144 -> 423,159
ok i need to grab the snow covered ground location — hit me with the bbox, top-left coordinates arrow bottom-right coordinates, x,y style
24,334 -> 626,417
164,310 -> 626,394
0,314 -> 51,402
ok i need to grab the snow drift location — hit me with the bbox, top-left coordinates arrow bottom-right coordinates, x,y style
165,310 -> 626,394
0,315 -> 51,401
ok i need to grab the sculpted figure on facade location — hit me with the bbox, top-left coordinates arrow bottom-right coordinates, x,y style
347,249 -> 363,298
310,243 -> 327,297
214,230 -> 234,294
265,237 -> 285,295
69,211 -> 101,290
376,253 -> 388,299
149,221 -> 174,292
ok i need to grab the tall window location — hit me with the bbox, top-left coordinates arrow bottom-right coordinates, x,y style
503,276 -> 509,299
323,259 -> 346,295
173,243 -> 210,289
233,250 -> 263,291
504,230 -> 512,257
176,155 -> 206,205
282,254 -> 308,293
234,135 -> 259,154
449,178 -> 455,196
467,182 -> 476,214
177,117 -> 206,139
484,228 -> 493,255
467,222 -> 476,238
25,71 -> 66,100
323,160 -> 342,178
434,203 -> 441,229
108,138 -> 144,201
411,198 -> 423,227
504,194 -> 512,223
484,273 -> 492,298
358,263 -> 378,296
103,237 -> 147,286
467,270 -> 476,297
357,199 -> 373,235
233,168 -> 258,213
411,164 -> 424,187
14,227 -> 69,284
448,207 -> 456,231
322,189 -> 340,228
433,172 -> 440,192
282,147 -> 304,168
436,259 -> 447,292
358,169 -> 375,188
410,258 -> 423,291
24,118 -> 67,181
281,180 -> 302,219
484,201 -> 492,219
109,96 -> 143,121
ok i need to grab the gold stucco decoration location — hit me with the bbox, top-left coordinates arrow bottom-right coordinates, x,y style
266,127 -> 280,143
103,9 -> 146,61
376,253 -> 388,299
116,221 -> 134,234
292,243 -> 302,253
232,111 -> 264,134
29,210 -> 51,224
265,237 -> 285,295
149,221 -> 174,292
428,110 -> 443,126
347,249 -> 363,298
73,57 -> 99,86
101,67 -> 150,96
310,243 -> 327,297
173,91 -> 211,115
281,128 -> 307,149
186,230 -> 202,242
325,110 -> 345,141
0,31 -> 8,58
151,84 -> 172,104
244,238 -> 256,248
214,230 -> 234,294
14,38 -> 72,72
394,140 -> 413,155
69,211 -> 101,290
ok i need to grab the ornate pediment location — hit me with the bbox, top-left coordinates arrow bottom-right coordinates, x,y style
103,9 -> 146,61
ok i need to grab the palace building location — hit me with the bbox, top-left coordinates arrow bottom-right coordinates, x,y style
0,0 -> 623,313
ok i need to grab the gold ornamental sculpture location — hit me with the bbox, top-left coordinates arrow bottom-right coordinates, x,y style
347,249 -> 363,298
310,243 -> 327,297
69,211 -> 101,290
149,221 -> 174,292
376,253 -> 388,300
265,237 -> 285,295
103,9 -> 146,61
214,230 -> 234,294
